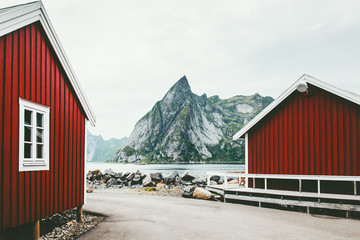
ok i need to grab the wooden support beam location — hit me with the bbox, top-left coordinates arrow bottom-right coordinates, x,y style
77,205 -> 83,223
33,220 -> 40,240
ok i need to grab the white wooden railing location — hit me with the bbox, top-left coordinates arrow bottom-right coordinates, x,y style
206,172 -> 360,197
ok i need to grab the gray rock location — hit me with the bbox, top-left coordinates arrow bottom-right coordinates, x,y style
126,172 -> 135,181
104,168 -> 115,175
95,173 -> 103,181
142,175 -> 153,187
132,174 -> 141,184
210,175 -> 220,182
164,170 -> 179,185
181,171 -> 196,182
106,178 -> 118,187
115,172 -> 122,179
150,172 -> 163,183
182,185 -> 196,198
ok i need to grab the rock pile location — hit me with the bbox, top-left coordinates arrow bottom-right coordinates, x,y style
87,169 -> 216,200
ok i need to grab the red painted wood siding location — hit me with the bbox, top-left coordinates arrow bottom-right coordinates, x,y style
0,22 -> 86,230
248,84 -> 360,176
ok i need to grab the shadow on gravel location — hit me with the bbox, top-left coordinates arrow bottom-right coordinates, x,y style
0,209 -> 106,240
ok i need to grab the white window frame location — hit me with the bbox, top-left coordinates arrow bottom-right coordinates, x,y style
19,98 -> 50,171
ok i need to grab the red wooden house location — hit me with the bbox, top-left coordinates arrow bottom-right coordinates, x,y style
233,74 -> 360,197
0,1 -> 96,232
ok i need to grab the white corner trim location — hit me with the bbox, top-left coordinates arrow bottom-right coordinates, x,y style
0,2 -> 96,126
18,98 -> 50,172
233,74 -> 360,140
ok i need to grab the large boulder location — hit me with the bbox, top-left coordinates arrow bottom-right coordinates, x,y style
126,172 -> 135,181
132,174 -> 141,184
142,175 -> 152,187
192,174 -> 206,186
105,168 -> 116,178
106,178 -> 118,187
150,173 -> 163,183
181,186 -> 196,198
164,170 -> 179,185
192,187 -> 212,200
115,172 -> 123,179
181,171 -> 196,182
95,172 -> 104,181
210,175 -> 220,182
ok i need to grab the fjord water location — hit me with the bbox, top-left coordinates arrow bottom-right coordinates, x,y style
87,163 -> 245,175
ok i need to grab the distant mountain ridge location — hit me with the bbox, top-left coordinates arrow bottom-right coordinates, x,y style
112,76 -> 273,163
87,131 -> 128,162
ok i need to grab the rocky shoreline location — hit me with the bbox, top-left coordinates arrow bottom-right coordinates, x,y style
87,169 -> 229,200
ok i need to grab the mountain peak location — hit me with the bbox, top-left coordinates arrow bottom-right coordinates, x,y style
169,75 -> 191,92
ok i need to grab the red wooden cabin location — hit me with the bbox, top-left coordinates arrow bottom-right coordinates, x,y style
0,1 -> 96,232
233,75 -> 360,195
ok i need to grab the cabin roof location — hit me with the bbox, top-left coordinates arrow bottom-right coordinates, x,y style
0,1 -> 96,126
233,74 -> 360,140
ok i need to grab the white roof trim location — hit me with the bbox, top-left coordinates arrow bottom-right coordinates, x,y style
233,74 -> 360,140
0,1 -> 96,126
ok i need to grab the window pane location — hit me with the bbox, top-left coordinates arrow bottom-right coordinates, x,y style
36,129 -> 43,143
36,113 -> 43,127
24,143 -> 32,158
25,110 -> 32,125
25,126 -> 32,142
36,144 -> 43,158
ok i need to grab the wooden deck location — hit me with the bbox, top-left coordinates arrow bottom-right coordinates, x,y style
206,184 -> 360,217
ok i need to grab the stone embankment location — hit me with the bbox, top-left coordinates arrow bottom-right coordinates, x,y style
86,169 -> 223,200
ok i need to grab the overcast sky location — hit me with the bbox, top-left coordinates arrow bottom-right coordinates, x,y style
2,0 -> 360,139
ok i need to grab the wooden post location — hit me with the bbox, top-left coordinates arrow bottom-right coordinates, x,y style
33,220 -> 40,240
77,205 -> 83,223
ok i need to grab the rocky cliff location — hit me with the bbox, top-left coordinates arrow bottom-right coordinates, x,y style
87,131 -> 128,162
112,76 -> 273,163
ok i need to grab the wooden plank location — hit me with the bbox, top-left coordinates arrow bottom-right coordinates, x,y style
54,65 -> 60,213
319,87 -> 326,175
68,94 -> 73,208
25,26 -> 30,99
3,33 -> 13,228
278,109 -> 284,174
0,33 -> 5,229
18,28 -> 25,226
77,107 -> 81,206
314,90 -> 320,174
273,113 -> 279,174
76,205 -> 83,223
325,92 -> 332,175
331,95 -> 338,175
337,100 -> 344,175
59,75 -> 65,212
225,194 -> 360,211
11,30 -> 19,227
63,83 -> 69,211
80,116 -> 85,204
349,106 -> 357,176
343,102 -> 351,176
288,97 -> 293,174
73,104 -> 78,205
49,56 -> 55,216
